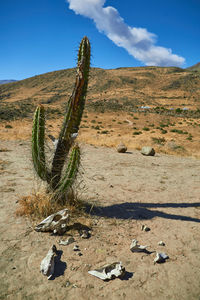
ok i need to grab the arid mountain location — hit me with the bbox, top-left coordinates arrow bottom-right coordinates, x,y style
0,66 -> 200,158
0,80 -> 17,85
187,62 -> 200,72
0,66 -> 200,121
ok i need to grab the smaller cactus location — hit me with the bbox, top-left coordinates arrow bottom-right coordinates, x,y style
31,36 -> 90,203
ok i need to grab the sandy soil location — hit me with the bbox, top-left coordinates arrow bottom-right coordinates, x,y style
0,140 -> 200,300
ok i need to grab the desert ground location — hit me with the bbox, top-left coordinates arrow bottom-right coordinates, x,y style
0,136 -> 200,300
0,65 -> 200,299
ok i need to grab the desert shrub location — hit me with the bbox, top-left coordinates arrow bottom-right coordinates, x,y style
133,131 -> 142,135
151,137 -> 166,145
142,127 -> 150,131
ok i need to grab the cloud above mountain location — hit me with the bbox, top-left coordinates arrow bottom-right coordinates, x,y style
66,0 -> 185,67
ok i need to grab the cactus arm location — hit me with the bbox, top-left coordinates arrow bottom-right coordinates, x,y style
54,145 -> 80,197
32,105 -> 47,181
50,36 -> 90,190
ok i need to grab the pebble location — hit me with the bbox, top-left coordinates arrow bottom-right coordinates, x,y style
141,225 -> 151,232
158,241 -> 165,246
73,245 -> 80,251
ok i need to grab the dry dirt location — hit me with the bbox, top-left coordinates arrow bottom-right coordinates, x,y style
0,140 -> 200,300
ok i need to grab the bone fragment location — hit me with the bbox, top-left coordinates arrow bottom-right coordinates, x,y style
35,208 -> 69,233
130,239 -> 148,252
88,262 -> 125,280
40,245 -> 57,279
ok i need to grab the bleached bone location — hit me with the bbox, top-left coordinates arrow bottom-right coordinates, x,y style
59,237 -> 75,246
154,252 -> 169,264
35,208 -> 69,233
40,245 -> 57,279
88,262 -> 125,280
130,239 -> 149,252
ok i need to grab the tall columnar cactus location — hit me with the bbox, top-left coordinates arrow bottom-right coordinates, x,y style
31,36 -> 90,202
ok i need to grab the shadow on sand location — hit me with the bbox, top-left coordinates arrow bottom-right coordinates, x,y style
87,202 -> 200,223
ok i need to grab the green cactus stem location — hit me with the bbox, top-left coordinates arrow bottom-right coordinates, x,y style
31,36 -> 91,202
50,36 -> 90,190
32,105 -> 47,181
54,144 -> 80,199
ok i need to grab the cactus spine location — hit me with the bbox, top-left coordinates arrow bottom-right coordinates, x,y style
31,36 -> 90,202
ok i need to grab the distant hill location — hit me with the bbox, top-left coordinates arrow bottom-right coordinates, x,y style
0,66 -> 200,121
0,80 -> 17,85
187,62 -> 200,72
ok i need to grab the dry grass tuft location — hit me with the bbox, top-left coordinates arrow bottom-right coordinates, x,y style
16,192 -> 62,219
16,188 -> 87,220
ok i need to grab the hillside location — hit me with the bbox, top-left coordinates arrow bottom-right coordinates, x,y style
0,80 -> 17,85
187,62 -> 200,72
0,66 -> 200,158
0,66 -> 200,121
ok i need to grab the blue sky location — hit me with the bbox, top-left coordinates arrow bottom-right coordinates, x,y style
0,0 -> 199,80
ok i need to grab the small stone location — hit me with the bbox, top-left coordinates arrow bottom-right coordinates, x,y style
80,230 -> 90,239
65,280 -> 71,287
141,146 -> 155,156
59,237 -> 75,246
117,143 -> 127,153
158,241 -> 165,246
141,225 -> 151,232
73,245 -> 80,251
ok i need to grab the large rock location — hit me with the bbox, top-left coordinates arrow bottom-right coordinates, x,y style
141,146 -> 155,156
117,143 -> 127,153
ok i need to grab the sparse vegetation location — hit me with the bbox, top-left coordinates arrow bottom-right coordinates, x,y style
151,137 -> 166,145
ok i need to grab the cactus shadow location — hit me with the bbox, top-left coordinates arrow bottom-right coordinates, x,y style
87,202 -> 200,223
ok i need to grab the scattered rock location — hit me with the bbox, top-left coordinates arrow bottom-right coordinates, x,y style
65,280 -> 71,287
154,252 -> 169,264
88,262 -> 125,280
141,147 -> 155,156
80,230 -> 90,239
141,225 -> 151,232
158,241 -> 165,246
40,245 -> 57,279
59,237 -> 75,246
35,208 -> 69,234
117,143 -> 127,153
130,239 -> 149,252
73,245 -> 80,251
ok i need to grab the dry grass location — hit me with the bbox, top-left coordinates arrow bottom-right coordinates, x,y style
1,110 -> 200,158
16,188 -> 87,220
16,191 -> 63,219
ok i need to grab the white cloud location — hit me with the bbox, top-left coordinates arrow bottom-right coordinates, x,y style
66,0 -> 185,66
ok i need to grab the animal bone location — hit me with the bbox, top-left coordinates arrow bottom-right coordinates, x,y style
88,262 -> 125,280
35,208 -> 69,233
130,239 -> 149,252
40,245 -> 57,279
59,237 -> 75,246
154,252 -> 169,264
